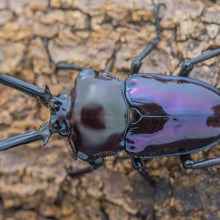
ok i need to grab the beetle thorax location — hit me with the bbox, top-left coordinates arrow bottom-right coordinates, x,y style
69,69 -> 129,161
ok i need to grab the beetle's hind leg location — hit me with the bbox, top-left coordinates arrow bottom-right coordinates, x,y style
180,154 -> 220,169
43,38 -> 87,72
179,48 -> 220,77
54,157 -> 103,205
130,3 -> 165,74
131,157 -> 159,218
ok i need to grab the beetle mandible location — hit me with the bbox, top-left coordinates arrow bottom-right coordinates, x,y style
0,3 -> 219,217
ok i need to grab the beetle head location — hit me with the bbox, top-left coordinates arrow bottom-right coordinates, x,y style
49,93 -> 72,136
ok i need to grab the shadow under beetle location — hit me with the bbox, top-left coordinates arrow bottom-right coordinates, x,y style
0,3 -> 220,218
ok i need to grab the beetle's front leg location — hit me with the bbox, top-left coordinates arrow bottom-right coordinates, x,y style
43,38 -> 87,72
55,157 -> 103,205
180,154 -> 220,169
67,157 -> 103,177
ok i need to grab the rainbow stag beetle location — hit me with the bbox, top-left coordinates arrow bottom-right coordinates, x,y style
0,2 -> 220,209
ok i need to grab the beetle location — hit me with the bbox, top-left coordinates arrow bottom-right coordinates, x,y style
0,3 -> 219,218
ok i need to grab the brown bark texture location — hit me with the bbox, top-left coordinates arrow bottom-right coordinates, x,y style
0,0 -> 220,219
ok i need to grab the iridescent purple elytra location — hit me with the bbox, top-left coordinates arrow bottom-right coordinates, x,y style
69,69 -> 220,160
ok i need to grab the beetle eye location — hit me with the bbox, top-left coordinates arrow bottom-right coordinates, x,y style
130,108 -> 141,124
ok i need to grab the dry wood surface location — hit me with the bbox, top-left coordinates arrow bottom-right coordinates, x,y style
0,0 -> 219,219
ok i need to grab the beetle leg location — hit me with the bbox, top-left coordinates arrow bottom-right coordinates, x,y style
180,154 -> 220,169
54,157 -> 103,205
43,38 -> 87,72
131,157 -> 156,186
179,48 -> 220,76
130,3 -> 165,74
131,157 -> 159,218
67,157 -> 103,177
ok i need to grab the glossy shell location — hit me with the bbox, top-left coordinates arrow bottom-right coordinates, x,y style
70,69 -> 128,160
125,74 -> 220,157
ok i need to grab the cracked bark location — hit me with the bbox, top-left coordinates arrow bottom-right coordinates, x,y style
0,0 -> 219,220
